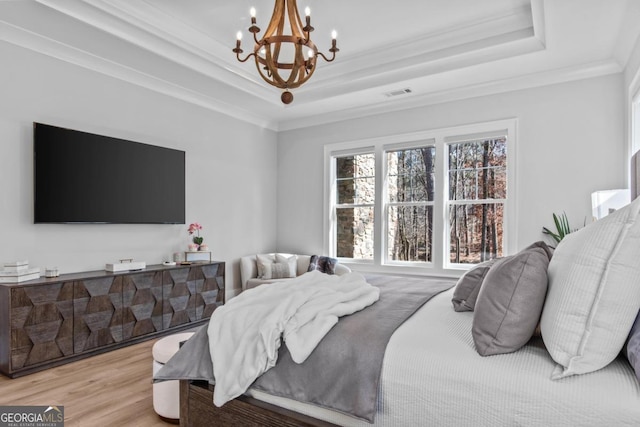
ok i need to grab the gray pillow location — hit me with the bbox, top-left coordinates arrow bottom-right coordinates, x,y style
472,241 -> 552,356
625,311 -> 640,382
307,255 -> 338,275
451,259 -> 499,312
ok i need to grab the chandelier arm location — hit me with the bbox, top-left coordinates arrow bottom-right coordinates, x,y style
316,51 -> 337,63
293,58 -> 316,88
236,52 -> 256,63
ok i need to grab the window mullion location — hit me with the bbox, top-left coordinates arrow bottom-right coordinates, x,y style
375,145 -> 385,266
387,201 -> 433,207
335,203 -> 375,209
433,136 -> 447,273
448,199 -> 507,205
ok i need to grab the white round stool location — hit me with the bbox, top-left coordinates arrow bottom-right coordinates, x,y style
152,332 -> 195,422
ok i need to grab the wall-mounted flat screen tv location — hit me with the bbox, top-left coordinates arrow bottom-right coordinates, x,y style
34,123 -> 185,224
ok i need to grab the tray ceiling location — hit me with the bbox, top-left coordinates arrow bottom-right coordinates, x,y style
0,0 -> 638,130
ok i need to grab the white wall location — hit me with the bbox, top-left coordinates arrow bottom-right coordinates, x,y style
276,74 -> 625,263
0,37 -> 629,292
0,41 -> 279,298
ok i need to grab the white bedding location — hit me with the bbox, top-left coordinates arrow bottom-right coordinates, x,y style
209,271 -> 380,407
248,288 -> 640,426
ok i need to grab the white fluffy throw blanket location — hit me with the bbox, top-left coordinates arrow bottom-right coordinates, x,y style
208,270 -> 380,407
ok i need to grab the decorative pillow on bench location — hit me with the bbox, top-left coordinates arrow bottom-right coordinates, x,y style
256,254 -> 297,279
256,254 -> 275,278
307,255 -> 338,275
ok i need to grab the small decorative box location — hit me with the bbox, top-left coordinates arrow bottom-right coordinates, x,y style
184,251 -> 212,262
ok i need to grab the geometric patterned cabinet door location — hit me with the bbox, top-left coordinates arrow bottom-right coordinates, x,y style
196,263 -> 225,320
10,282 -> 74,369
73,277 -> 122,353
74,272 -> 167,351
162,263 -> 225,328
162,268 -> 193,329
122,271 -> 163,340
73,277 -> 123,354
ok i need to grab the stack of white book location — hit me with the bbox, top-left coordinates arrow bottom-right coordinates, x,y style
0,260 -> 41,283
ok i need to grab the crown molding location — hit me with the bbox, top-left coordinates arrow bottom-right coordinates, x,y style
35,0 -> 539,107
290,28 -> 543,106
308,4 -> 535,84
35,0 -> 282,105
530,0 -> 546,46
2,1 -> 624,133
277,59 -> 622,131
0,18 -> 280,131
612,0 -> 640,69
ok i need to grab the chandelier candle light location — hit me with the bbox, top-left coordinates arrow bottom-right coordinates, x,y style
233,0 -> 339,104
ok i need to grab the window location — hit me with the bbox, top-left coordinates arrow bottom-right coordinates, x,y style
386,146 -> 435,263
447,137 -> 507,264
335,153 -> 375,260
325,119 -> 516,274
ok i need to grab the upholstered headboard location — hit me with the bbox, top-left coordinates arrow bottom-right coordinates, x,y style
632,150 -> 640,200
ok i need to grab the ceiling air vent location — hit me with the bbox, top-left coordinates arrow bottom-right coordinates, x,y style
384,88 -> 412,98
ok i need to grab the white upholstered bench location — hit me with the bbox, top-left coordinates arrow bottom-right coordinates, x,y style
240,253 -> 351,291
152,332 -> 195,422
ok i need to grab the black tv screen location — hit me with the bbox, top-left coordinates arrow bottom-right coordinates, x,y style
34,123 -> 185,224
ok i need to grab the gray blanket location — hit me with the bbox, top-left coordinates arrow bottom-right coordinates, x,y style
252,274 -> 453,422
155,274 -> 454,423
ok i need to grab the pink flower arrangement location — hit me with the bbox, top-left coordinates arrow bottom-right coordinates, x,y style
188,222 -> 204,246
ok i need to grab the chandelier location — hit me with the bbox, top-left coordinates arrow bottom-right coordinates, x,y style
233,0 -> 339,104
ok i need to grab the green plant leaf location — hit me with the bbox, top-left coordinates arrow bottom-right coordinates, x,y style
542,226 -> 561,243
543,212 -> 576,244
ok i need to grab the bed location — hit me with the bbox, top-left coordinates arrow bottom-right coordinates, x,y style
177,286 -> 640,426
162,195 -> 640,426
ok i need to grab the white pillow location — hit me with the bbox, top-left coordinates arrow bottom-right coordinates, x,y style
256,254 -> 275,279
261,254 -> 297,280
540,196 -> 640,379
276,254 -> 297,278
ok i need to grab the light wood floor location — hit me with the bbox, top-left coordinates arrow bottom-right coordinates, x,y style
0,338 -> 174,426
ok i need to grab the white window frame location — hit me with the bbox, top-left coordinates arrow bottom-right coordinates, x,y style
331,147 -> 376,263
628,61 -> 640,189
444,130 -> 511,269
382,141 -> 437,268
324,119 -> 518,277
631,89 -> 640,156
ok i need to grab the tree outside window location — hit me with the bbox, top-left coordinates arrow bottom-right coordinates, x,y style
327,119 -> 514,273
386,146 -> 435,262
448,138 -> 507,264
